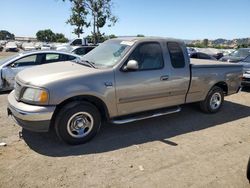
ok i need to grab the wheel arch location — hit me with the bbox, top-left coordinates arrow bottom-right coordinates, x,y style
50,95 -> 110,129
213,81 -> 228,95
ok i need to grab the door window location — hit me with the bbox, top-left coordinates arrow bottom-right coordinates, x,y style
127,42 -> 164,70
13,55 -> 38,67
45,53 -> 60,63
198,53 -> 211,59
167,42 -> 185,68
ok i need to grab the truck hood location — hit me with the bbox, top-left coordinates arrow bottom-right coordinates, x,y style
16,61 -> 101,86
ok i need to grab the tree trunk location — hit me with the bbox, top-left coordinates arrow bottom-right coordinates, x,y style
93,14 -> 96,44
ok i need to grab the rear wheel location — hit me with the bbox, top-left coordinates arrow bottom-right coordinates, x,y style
200,86 -> 224,113
55,101 -> 101,145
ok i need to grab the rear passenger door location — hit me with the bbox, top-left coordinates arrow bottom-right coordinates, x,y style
165,42 -> 190,104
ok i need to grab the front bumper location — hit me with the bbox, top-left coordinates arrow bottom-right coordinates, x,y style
7,91 -> 56,132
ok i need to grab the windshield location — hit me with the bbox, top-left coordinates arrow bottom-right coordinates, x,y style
82,40 -> 133,68
229,49 -> 250,58
0,54 -> 19,66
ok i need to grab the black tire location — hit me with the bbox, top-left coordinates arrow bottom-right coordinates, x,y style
247,157 -> 250,183
199,86 -> 224,113
55,101 -> 101,145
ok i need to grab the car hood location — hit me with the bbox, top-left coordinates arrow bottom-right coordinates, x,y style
16,61 -> 102,87
220,56 -> 244,63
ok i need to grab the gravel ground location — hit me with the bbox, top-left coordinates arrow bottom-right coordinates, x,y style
0,90 -> 250,188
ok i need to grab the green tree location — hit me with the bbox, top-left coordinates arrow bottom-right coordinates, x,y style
136,34 -> 145,37
64,0 -> 117,44
203,39 -> 209,47
36,29 -> 68,43
66,0 -> 89,38
0,30 -> 15,40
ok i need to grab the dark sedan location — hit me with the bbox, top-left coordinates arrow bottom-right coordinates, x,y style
190,52 -> 217,60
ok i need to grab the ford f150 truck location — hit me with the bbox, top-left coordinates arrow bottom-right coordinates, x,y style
7,37 -> 243,145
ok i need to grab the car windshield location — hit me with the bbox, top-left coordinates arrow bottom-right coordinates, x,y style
0,54 -> 19,65
229,49 -> 250,58
82,40 -> 133,68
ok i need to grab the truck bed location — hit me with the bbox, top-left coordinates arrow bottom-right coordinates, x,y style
190,59 -> 242,68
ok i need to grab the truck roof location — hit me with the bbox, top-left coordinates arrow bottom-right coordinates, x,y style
111,37 -> 185,44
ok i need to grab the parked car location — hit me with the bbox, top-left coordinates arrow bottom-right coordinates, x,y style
5,42 -> 19,52
21,42 -> 36,51
0,50 -> 81,91
220,48 -> 250,63
7,37 -> 242,145
71,46 -> 96,56
247,157 -> 250,183
187,47 -> 196,55
56,38 -> 89,51
190,52 -> 217,60
229,55 -> 250,87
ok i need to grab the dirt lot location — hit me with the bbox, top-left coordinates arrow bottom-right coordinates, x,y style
0,89 -> 249,187
0,51 -> 250,187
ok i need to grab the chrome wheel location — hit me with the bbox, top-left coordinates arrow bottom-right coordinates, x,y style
67,112 -> 94,138
209,92 -> 222,110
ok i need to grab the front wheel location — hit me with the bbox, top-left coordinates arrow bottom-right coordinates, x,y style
55,101 -> 101,145
199,86 -> 224,113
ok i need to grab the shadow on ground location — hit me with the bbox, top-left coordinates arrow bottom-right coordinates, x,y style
22,100 -> 250,157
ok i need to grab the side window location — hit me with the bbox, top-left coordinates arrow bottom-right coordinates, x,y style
13,55 -> 38,67
45,54 -> 60,63
72,39 -> 82,46
190,53 -> 198,59
86,47 -> 94,54
199,53 -> 211,59
74,48 -> 86,55
127,42 -> 164,70
67,55 -> 77,61
243,55 -> 250,63
167,42 -> 185,68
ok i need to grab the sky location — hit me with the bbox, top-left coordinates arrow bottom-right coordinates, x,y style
0,0 -> 249,40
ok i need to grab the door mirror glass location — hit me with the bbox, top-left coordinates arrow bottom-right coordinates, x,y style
124,60 -> 139,71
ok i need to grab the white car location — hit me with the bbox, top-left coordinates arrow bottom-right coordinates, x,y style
0,50 -> 81,91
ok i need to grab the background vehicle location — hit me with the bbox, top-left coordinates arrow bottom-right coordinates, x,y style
71,46 -> 96,56
190,52 -> 217,60
55,38 -> 89,51
239,55 -> 250,86
220,48 -> 250,62
7,37 -> 242,145
5,41 -> 18,52
0,50 -> 81,91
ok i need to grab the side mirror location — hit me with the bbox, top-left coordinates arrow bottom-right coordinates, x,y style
123,60 -> 139,71
10,63 -> 17,68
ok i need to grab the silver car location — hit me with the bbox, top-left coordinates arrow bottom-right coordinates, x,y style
238,55 -> 250,86
0,50 -> 81,91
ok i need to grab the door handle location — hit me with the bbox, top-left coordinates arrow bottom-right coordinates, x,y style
160,75 -> 169,81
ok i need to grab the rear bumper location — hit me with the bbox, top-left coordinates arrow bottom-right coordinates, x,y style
7,91 -> 56,132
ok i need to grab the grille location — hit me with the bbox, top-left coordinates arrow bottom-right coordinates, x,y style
14,82 -> 22,100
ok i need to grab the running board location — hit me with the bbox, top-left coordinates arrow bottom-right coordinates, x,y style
111,106 -> 181,124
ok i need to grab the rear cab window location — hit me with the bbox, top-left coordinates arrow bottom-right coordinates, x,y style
167,42 -> 185,68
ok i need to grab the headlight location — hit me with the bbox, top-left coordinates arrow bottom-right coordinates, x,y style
22,87 -> 49,104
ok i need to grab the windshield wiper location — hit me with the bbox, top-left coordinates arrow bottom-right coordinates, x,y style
74,59 -> 96,68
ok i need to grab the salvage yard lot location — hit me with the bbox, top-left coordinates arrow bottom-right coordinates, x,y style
0,89 -> 250,187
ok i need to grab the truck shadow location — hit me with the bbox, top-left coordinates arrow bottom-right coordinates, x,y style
22,100 -> 250,157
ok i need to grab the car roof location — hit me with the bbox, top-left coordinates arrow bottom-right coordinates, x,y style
18,50 -> 81,57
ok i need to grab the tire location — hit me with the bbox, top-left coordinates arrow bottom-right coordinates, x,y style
247,157 -> 250,183
55,101 -> 101,145
199,86 -> 224,113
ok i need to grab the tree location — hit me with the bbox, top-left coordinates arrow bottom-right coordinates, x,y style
66,0 -> 89,38
137,34 -> 145,37
0,30 -> 15,40
64,0 -> 118,44
203,39 -> 209,47
36,29 -> 68,43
